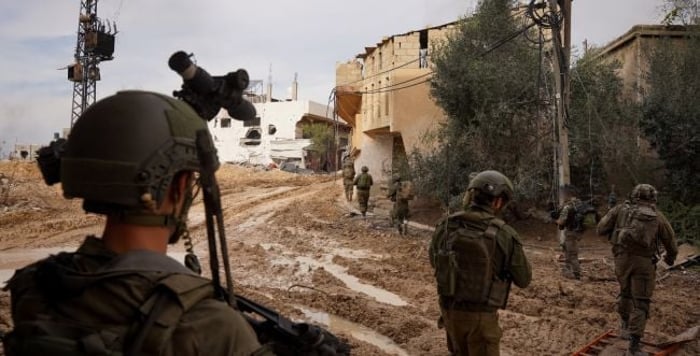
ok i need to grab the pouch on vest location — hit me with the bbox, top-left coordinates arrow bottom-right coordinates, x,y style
356,174 -> 371,189
617,204 -> 658,250
3,252 -> 215,356
342,167 -> 354,180
432,217 -> 509,308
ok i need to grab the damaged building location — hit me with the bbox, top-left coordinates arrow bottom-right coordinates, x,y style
209,78 -> 350,171
335,21 -> 456,189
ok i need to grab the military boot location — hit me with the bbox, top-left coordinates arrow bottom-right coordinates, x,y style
619,320 -> 630,340
626,335 -> 644,356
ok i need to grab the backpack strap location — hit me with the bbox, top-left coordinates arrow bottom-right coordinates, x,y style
125,272 -> 215,356
485,218 -> 510,280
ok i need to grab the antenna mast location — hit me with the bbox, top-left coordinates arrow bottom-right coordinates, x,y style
67,0 -> 117,127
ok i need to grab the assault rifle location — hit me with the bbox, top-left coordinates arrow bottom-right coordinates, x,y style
194,129 -> 350,355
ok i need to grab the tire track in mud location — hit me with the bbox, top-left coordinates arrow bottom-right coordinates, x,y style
201,179 -> 435,355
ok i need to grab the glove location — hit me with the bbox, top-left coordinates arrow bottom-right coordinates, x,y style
664,254 -> 676,266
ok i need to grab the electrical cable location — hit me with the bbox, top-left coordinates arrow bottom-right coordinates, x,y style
339,6 -> 533,90
571,67 -> 640,184
353,22 -> 537,95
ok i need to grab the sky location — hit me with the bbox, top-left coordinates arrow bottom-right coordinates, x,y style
0,0 -> 666,153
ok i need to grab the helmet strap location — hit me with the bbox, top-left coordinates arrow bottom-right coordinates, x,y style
168,184 -> 196,244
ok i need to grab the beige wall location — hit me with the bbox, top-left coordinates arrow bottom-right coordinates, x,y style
337,24 -> 453,176
390,68 -> 445,154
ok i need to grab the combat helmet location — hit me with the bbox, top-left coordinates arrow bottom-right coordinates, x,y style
630,184 -> 657,203
361,166 -> 369,172
60,90 -> 213,241
467,170 -> 514,201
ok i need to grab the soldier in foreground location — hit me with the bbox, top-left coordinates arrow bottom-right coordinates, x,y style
429,170 -> 532,356
387,175 -> 411,235
556,185 -> 584,280
353,166 -> 373,217
2,92 -> 267,355
597,184 -> 677,356
342,158 -> 356,202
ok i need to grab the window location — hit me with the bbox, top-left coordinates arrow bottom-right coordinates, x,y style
268,124 -> 277,135
242,128 -> 262,146
220,118 -> 232,128
244,116 -> 261,127
419,29 -> 429,68
246,129 -> 261,140
378,51 -> 382,70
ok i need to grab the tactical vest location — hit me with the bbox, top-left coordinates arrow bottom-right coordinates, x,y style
2,251 -> 216,356
356,174 -> 371,190
565,199 -> 587,232
342,166 -> 355,180
612,202 -> 659,257
431,215 -> 511,309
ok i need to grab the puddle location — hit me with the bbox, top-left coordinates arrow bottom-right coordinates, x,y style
294,256 -> 408,307
327,247 -> 383,260
0,247 -> 188,284
299,306 -> 409,356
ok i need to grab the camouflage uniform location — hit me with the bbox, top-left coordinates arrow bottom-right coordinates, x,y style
353,168 -> 373,216
558,197 -> 584,279
342,160 -> 355,202
598,187 -> 677,354
387,179 -> 409,234
429,171 -> 531,356
430,206 -> 532,356
2,92 -> 268,356
4,236 -> 265,356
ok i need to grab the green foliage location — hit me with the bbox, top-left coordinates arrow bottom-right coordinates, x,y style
414,0 -> 550,205
661,0 -> 699,25
302,122 -> 334,168
302,123 -> 333,153
641,33 -> 700,205
658,198 -> 700,246
568,53 -> 644,197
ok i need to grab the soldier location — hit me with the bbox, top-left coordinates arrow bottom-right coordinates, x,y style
353,166 -> 373,217
342,158 -> 356,202
387,175 -> 410,235
2,91 -> 267,355
429,170 -> 531,356
597,184 -> 677,356
556,185 -> 584,280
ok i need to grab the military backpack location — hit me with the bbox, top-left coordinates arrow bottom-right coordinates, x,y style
2,251 -> 216,356
566,199 -> 596,233
430,214 -> 511,309
355,174 -> 372,190
342,166 -> 355,180
613,202 -> 659,251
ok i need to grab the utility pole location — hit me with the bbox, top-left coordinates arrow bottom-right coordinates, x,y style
548,0 -> 572,205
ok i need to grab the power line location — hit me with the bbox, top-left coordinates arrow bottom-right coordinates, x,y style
571,67 -> 640,184
338,6 -> 532,89
351,22 -> 537,95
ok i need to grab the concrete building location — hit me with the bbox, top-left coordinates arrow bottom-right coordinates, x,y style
208,99 -> 349,170
598,24 -> 699,100
335,22 -> 456,190
11,144 -> 41,161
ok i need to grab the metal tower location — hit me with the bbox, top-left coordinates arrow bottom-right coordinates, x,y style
68,0 -> 116,127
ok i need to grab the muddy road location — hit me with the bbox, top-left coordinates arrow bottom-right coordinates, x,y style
1,162 -> 698,355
